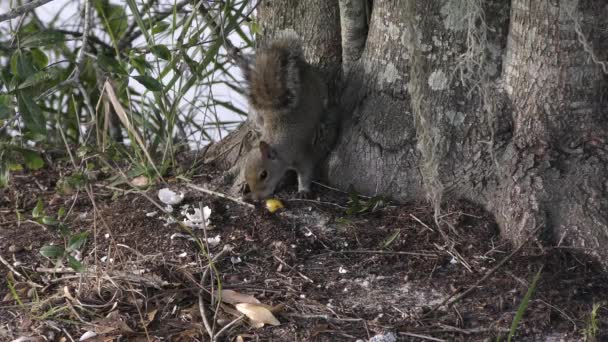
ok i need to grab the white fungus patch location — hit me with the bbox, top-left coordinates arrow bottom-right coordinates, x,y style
428,70 -> 449,90
380,62 -> 401,85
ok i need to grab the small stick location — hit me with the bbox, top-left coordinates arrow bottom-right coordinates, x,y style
0,0 -> 55,22
36,267 -> 76,273
213,315 -> 245,342
273,255 -> 314,283
186,183 -> 254,209
0,254 -> 25,279
330,250 -> 437,258
410,213 -> 434,232
287,198 -> 347,209
199,292 -> 214,340
286,313 -> 363,322
398,332 -> 446,342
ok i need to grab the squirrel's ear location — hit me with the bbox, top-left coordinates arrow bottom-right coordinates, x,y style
259,141 -> 276,160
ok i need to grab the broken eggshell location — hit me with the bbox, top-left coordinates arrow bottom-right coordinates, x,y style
182,205 -> 212,229
158,188 -> 185,206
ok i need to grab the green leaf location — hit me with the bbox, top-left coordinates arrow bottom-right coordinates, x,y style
32,198 -> 44,218
0,95 -> 12,120
17,92 -> 46,134
382,229 -> 401,248
40,245 -> 65,258
248,21 -> 262,35
42,216 -> 58,225
94,0 -> 128,40
9,164 -> 23,171
152,21 -> 170,34
67,231 -> 89,252
19,149 -> 44,170
18,67 -> 63,90
11,50 -> 37,79
98,54 -> 128,75
130,55 -> 151,74
133,75 -> 163,92
0,164 -> 9,188
67,255 -> 85,272
30,49 -> 48,69
21,31 -> 65,47
150,44 -> 171,60
57,207 -> 66,219
125,0 -> 151,44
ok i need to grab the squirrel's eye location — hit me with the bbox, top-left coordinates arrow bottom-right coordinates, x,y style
259,170 -> 268,180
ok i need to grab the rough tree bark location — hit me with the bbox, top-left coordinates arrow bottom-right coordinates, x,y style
206,0 -> 608,267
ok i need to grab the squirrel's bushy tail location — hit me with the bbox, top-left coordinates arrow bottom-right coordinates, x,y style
246,29 -> 304,111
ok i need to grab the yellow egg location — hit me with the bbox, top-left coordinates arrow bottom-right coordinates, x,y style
265,199 -> 284,213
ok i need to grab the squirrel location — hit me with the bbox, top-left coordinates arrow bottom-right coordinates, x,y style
240,30 -> 336,201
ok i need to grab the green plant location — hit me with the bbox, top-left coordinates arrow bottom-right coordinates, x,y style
505,267 -> 543,342
582,303 -> 602,342
345,188 -> 386,216
33,198 -> 89,271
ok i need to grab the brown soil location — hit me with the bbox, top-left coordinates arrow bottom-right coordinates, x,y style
0,159 -> 607,341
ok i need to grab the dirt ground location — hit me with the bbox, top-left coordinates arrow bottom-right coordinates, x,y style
0,158 -> 607,341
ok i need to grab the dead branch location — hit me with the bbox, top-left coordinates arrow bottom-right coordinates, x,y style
0,0 -> 55,22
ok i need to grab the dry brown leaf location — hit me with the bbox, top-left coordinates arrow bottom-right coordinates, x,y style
145,309 -> 158,327
236,336 -> 245,342
235,303 -> 280,327
220,303 -> 242,318
93,311 -> 134,334
250,321 -> 265,328
219,290 -> 261,305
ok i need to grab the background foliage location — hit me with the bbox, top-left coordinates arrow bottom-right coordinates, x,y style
0,0 -> 256,186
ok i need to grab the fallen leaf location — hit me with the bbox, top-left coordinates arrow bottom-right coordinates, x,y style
219,290 -> 261,305
236,303 -> 280,327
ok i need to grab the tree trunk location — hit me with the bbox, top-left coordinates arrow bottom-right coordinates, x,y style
207,0 -> 608,267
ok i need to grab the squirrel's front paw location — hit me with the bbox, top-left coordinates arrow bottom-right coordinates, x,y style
296,189 -> 313,199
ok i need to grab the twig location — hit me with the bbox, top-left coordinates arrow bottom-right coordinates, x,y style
273,255 -> 314,283
312,181 -> 372,199
36,267 -> 76,273
72,0 -> 91,78
198,245 -> 233,340
213,315 -> 245,342
35,1 -> 92,102
329,249 -> 437,258
199,292 -> 214,340
186,183 -> 254,209
286,313 -> 363,322
398,332 -> 446,342
410,213 -> 434,232
0,0 -> 55,22
287,198 -> 347,209
0,254 -> 25,279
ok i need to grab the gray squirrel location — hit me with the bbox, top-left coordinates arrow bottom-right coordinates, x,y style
239,30 -> 338,201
